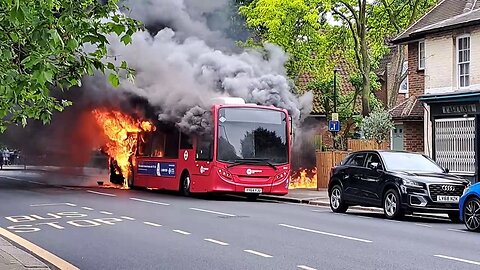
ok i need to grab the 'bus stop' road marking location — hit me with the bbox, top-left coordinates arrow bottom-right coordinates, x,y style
243,250 -> 272,258
204,239 -> 229,246
86,190 -> 116,197
130,198 -> 170,206
120,216 -> 135,221
30,203 -> 76,207
81,207 -> 94,211
189,208 -> 236,217
100,211 -> 113,215
279,224 -> 372,243
434,255 -> 480,266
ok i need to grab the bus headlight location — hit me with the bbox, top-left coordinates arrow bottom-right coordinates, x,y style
275,171 -> 288,180
218,169 -> 232,179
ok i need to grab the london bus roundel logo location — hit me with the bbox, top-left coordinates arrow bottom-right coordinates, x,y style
184,150 -> 189,161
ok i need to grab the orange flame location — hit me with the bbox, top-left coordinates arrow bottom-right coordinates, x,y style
92,109 -> 154,188
289,168 -> 317,189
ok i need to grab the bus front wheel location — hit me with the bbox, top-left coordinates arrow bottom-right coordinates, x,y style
180,173 -> 191,196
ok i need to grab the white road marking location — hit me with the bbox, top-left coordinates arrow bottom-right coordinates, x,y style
121,216 -> 135,221
447,228 -> 467,233
311,210 -> 330,213
243,250 -> 272,258
143,222 -> 162,227
434,255 -> 480,266
86,190 -> 116,197
30,203 -> 75,207
279,224 -> 372,243
298,265 -> 317,270
81,207 -> 94,211
204,239 -> 229,246
173,230 -> 191,235
385,219 -> 401,223
130,198 -> 170,206
0,176 -> 48,185
100,211 -> 113,215
189,208 -> 236,217
414,223 -> 433,228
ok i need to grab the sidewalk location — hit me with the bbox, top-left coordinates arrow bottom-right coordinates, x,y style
0,237 -> 50,270
260,188 -> 382,212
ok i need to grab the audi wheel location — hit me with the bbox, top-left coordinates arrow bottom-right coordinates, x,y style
330,185 -> 348,213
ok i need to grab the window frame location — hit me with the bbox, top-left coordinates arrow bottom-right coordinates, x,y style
346,153 -> 367,168
418,40 -> 425,70
399,60 -> 409,94
365,153 -> 384,171
456,34 -> 471,88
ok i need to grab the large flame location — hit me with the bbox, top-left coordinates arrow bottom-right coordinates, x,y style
289,168 -> 317,189
92,109 -> 154,188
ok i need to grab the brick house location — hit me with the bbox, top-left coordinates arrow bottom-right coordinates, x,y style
392,0 -> 480,182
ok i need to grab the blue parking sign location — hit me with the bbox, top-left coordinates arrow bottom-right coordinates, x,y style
328,120 -> 340,132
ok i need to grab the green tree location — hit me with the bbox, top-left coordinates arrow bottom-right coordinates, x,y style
239,0 -> 339,80
0,0 -> 141,131
361,109 -> 394,146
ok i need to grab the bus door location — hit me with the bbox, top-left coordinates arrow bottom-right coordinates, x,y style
191,135 -> 214,192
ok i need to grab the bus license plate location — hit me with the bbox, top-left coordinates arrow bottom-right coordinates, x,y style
436,196 -> 459,203
245,188 -> 262,194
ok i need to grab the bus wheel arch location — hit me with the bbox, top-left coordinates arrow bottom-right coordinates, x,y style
180,170 -> 191,196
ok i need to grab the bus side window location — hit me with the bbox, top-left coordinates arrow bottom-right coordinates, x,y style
180,133 -> 193,149
196,137 -> 213,161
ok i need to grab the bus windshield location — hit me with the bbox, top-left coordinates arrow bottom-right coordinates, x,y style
217,107 -> 288,165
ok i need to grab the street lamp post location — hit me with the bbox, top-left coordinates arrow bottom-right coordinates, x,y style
332,67 -> 340,149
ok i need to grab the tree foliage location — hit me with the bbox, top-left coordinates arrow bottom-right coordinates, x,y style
361,109 -> 394,145
239,0 -> 340,80
0,0 -> 141,131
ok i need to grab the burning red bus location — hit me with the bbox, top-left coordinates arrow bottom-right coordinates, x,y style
105,97 -> 292,198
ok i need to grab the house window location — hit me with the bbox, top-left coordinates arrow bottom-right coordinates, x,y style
434,117 -> 475,173
399,61 -> 408,94
457,35 -> 470,88
418,41 -> 425,70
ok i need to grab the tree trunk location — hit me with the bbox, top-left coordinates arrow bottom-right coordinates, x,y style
388,45 -> 406,108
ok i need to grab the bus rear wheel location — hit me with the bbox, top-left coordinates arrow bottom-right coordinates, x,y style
180,173 -> 191,196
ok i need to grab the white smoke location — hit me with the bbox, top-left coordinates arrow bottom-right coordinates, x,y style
105,26 -> 312,134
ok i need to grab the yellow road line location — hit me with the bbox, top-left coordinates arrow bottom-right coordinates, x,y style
0,227 -> 79,270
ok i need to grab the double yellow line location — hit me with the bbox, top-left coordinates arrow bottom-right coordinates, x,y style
0,227 -> 79,270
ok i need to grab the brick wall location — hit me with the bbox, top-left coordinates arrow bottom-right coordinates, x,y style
404,121 -> 424,153
407,42 -> 425,97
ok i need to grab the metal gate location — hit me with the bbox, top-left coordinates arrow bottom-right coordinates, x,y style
434,117 -> 475,174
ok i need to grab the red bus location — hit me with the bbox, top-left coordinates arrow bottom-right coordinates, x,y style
111,97 -> 292,198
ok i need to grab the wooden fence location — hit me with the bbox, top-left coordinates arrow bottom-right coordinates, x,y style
316,151 -> 349,189
347,139 -> 389,151
315,139 -> 389,189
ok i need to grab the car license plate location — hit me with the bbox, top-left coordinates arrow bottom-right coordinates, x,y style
436,196 -> 459,203
245,188 -> 262,193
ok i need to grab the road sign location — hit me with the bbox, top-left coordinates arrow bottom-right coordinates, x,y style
328,120 -> 340,132
331,113 -> 339,121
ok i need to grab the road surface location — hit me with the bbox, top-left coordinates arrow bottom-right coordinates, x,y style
0,170 -> 479,270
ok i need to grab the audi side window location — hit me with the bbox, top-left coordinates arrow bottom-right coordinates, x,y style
366,153 -> 384,170
346,153 -> 366,167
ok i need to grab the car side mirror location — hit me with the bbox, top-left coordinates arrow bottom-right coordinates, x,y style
369,162 -> 379,170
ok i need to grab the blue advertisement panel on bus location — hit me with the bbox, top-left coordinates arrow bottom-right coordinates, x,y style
137,161 -> 176,177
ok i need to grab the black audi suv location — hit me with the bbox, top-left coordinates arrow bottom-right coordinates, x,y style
328,150 -> 471,221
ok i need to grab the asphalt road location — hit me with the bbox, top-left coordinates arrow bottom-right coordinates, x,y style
0,170 -> 479,270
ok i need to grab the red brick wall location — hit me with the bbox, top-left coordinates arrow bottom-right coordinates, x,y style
407,42 -> 425,97
403,121 -> 424,153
